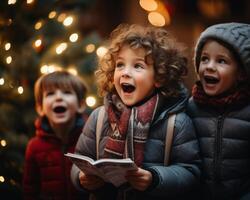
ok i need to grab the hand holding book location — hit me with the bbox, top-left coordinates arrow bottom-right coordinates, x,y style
65,153 -> 138,187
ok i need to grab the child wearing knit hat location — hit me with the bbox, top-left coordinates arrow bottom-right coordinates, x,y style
187,22 -> 250,200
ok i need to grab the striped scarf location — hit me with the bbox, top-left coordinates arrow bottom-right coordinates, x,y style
104,93 -> 158,167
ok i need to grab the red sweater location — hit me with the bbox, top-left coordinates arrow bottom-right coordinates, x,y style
22,117 -> 88,200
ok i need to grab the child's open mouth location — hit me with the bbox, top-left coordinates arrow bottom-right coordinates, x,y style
204,75 -> 219,84
121,83 -> 135,93
53,106 -> 67,113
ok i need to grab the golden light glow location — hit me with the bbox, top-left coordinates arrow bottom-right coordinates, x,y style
0,78 -> 4,85
8,0 -> 16,5
148,12 -> 166,27
0,176 -> 5,183
1,139 -> 7,147
63,16 -> 74,26
5,43 -> 11,51
48,11 -> 57,19
155,1 -> 171,25
86,96 -> 97,107
96,46 -> 108,58
56,43 -> 67,54
57,13 -> 66,22
34,21 -> 43,30
34,39 -> 42,47
26,0 -> 34,4
67,67 -> 78,76
139,0 -> 158,11
85,44 -> 95,53
40,64 -> 62,74
17,86 -> 24,94
6,56 -> 12,64
69,33 -> 78,42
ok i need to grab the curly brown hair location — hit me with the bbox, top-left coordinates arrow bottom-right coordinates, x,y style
95,23 -> 188,98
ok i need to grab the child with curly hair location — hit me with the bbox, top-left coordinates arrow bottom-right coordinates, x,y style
71,24 -> 200,200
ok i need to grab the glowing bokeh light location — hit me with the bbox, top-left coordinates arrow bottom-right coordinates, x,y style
148,12 -> 166,27
86,96 -> 97,107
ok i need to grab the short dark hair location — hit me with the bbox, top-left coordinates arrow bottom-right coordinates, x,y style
34,71 -> 88,110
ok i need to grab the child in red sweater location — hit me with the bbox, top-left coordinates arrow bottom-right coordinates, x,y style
23,71 -> 89,200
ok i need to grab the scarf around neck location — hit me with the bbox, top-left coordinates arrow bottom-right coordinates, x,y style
104,93 -> 159,167
192,81 -> 250,109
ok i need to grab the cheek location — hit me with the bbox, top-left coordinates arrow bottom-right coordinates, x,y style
198,66 -> 203,76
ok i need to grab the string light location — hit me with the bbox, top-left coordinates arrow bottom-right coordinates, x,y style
34,39 -> 42,48
40,64 -> 62,74
86,96 -> 97,107
5,43 -> 11,51
0,78 -> 4,85
17,86 -> 24,94
56,43 -> 67,54
139,0 -> 170,27
96,46 -> 108,58
67,67 -> 78,76
85,44 -> 95,53
1,139 -> 7,147
8,0 -> 16,5
0,176 -> 5,183
69,33 -> 78,42
26,0 -> 34,4
6,56 -> 12,64
34,21 -> 43,30
48,11 -> 57,19
148,12 -> 166,27
63,16 -> 74,26
139,0 -> 158,11
57,13 -> 67,22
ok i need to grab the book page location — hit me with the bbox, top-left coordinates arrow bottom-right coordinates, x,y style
65,153 -> 138,186
67,156 -> 104,178
96,162 -> 137,186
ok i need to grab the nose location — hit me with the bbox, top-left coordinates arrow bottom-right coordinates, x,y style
55,90 -> 63,100
121,66 -> 131,78
205,60 -> 216,71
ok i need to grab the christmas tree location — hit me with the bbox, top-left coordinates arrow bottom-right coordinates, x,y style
0,0 -> 104,198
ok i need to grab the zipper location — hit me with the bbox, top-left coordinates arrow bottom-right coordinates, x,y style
214,115 -> 224,183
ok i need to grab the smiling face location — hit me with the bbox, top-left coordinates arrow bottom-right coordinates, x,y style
113,45 -> 159,106
198,40 -> 240,96
37,87 -> 82,128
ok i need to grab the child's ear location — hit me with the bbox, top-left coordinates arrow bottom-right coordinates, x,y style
36,105 -> 44,116
77,100 -> 86,113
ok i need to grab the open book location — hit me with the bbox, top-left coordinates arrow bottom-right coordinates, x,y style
65,153 -> 138,187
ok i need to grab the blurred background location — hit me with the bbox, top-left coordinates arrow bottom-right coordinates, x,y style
0,0 -> 249,199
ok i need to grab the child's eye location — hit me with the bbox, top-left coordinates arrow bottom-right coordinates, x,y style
115,62 -> 124,68
45,91 -> 54,96
65,90 -> 73,94
218,58 -> 226,64
200,55 -> 209,63
134,63 -> 144,69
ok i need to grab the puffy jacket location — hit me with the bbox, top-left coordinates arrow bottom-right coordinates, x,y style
187,97 -> 250,200
22,116 -> 88,200
71,90 -> 201,200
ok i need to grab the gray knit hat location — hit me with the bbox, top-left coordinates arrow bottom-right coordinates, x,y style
194,22 -> 250,78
